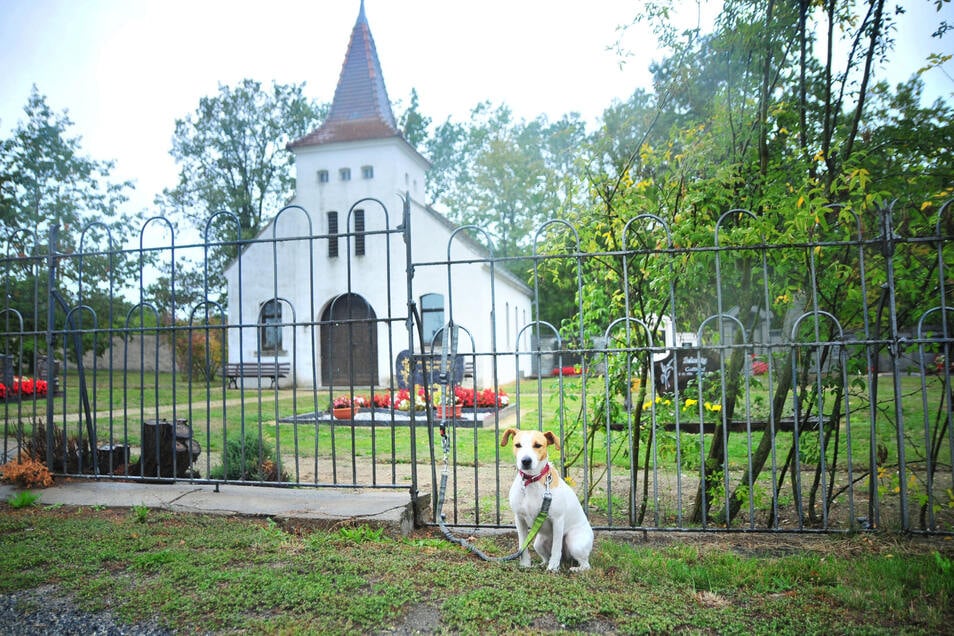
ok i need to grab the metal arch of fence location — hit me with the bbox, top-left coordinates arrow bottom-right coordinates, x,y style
1,199 -> 952,536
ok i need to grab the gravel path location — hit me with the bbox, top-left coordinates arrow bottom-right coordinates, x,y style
0,586 -> 172,636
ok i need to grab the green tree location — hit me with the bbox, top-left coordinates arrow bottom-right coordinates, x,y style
397,88 -> 431,149
434,102 -> 586,262
544,0 -> 952,526
0,87 -> 140,365
0,87 -> 137,264
159,79 -> 325,282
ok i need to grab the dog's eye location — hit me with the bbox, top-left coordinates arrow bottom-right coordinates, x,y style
514,443 -> 522,448
533,443 -> 542,449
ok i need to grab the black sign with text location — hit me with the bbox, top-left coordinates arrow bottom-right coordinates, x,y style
395,350 -> 464,389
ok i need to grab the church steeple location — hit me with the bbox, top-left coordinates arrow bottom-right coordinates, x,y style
289,1 -> 400,148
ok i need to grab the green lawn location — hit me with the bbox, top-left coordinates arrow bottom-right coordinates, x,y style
0,504 -> 951,634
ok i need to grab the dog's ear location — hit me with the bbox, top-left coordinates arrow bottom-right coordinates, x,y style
501,428 -> 518,447
544,431 -> 561,450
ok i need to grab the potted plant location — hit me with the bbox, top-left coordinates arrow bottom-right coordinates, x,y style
330,395 -> 366,419
432,386 -> 463,419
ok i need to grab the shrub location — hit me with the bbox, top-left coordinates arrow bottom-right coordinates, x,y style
174,323 -> 225,383
210,433 -> 287,482
0,454 -> 54,488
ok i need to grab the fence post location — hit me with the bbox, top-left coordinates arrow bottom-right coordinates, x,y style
880,202 -> 910,531
400,192 -> 425,521
44,226 -> 57,469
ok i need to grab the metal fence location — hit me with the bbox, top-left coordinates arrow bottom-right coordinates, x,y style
1,199 -> 952,535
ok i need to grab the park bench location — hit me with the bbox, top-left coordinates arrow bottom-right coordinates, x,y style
224,362 -> 290,389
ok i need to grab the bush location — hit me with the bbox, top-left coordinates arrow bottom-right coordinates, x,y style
210,433 -> 287,482
0,454 -> 54,488
174,323 -> 225,383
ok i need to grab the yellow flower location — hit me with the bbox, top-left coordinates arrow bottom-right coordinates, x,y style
683,398 -> 698,409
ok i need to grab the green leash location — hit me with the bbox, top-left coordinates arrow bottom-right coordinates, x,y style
434,411 -> 552,562
437,466 -> 552,563
413,307 -> 551,562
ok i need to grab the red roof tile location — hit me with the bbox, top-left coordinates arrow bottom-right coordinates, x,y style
289,2 -> 400,149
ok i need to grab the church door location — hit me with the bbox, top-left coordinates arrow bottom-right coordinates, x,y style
321,294 -> 377,386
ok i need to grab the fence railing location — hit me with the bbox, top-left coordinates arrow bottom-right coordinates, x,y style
1,200 -> 951,535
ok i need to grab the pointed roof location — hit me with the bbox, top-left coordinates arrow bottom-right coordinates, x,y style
289,1 -> 401,149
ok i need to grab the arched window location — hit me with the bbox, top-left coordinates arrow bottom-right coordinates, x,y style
259,299 -> 283,353
420,293 -> 444,347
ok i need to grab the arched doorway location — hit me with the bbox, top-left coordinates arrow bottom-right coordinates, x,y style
320,293 -> 377,385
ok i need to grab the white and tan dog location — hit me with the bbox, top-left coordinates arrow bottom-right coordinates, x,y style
501,428 -> 593,572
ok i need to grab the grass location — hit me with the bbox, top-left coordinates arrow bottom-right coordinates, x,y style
0,504 -> 951,634
5,370 -> 946,465
3,370 -> 951,531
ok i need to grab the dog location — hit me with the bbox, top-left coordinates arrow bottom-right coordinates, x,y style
501,427 -> 593,571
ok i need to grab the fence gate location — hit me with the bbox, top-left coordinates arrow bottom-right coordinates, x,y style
1,200 -> 951,535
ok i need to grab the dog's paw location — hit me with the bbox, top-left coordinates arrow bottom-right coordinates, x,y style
569,564 -> 591,573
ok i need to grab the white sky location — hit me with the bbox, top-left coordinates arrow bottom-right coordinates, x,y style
1,0 -> 952,218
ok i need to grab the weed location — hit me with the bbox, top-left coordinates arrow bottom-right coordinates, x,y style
7,490 -> 40,508
256,518 -> 289,546
934,550 -> 951,576
337,524 -> 387,544
131,504 -> 149,524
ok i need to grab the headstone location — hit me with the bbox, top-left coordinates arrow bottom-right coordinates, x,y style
0,354 -> 14,391
395,350 -> 464,389
36,355 -> 60,394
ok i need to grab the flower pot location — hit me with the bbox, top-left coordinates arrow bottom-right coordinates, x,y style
436,405 -> 462,419
332,406 -> 360,420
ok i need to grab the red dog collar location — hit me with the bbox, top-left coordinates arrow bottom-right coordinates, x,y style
518,462 -> 550,487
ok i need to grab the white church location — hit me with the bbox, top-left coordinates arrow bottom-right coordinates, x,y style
224,2 -> 534,389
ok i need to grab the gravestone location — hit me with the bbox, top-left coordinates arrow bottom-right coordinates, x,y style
395,350 -> 464,389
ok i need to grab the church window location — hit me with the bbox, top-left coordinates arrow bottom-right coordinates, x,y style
340,167 -> 351,181
354,209 -> 366,256
328,212 -> 339,257
421,293 -> 445,346
259,299 -> 283,353
317,169 -> 329,183
361,165 -> 374,179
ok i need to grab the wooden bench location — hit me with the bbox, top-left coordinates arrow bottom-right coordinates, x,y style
225,362 -> 290,389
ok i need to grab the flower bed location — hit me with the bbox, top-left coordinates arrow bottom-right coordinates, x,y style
327,386 -> 509,414
0,376 -> 49,400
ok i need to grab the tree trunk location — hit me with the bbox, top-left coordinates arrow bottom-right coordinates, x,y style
131,419 -> 200,479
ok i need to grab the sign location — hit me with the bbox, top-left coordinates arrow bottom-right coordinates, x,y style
654,348 -> 718,393
395,350 -> 464,389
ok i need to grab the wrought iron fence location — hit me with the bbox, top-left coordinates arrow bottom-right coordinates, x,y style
1,199 -> 951,535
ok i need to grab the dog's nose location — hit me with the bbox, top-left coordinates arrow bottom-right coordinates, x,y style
520,457 -> 533,469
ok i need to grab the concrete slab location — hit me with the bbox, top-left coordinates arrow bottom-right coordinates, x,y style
0,480 -> 431,536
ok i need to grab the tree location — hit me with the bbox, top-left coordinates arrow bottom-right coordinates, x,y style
159,79 -> 325,278
0,87 -> 137,262
397,88 -> 431,149
0,87 -> 140,364
433,102 -> 586,263
542,0 -> 952,526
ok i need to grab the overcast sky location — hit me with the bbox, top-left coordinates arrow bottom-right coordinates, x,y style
1,0 -> 951,218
